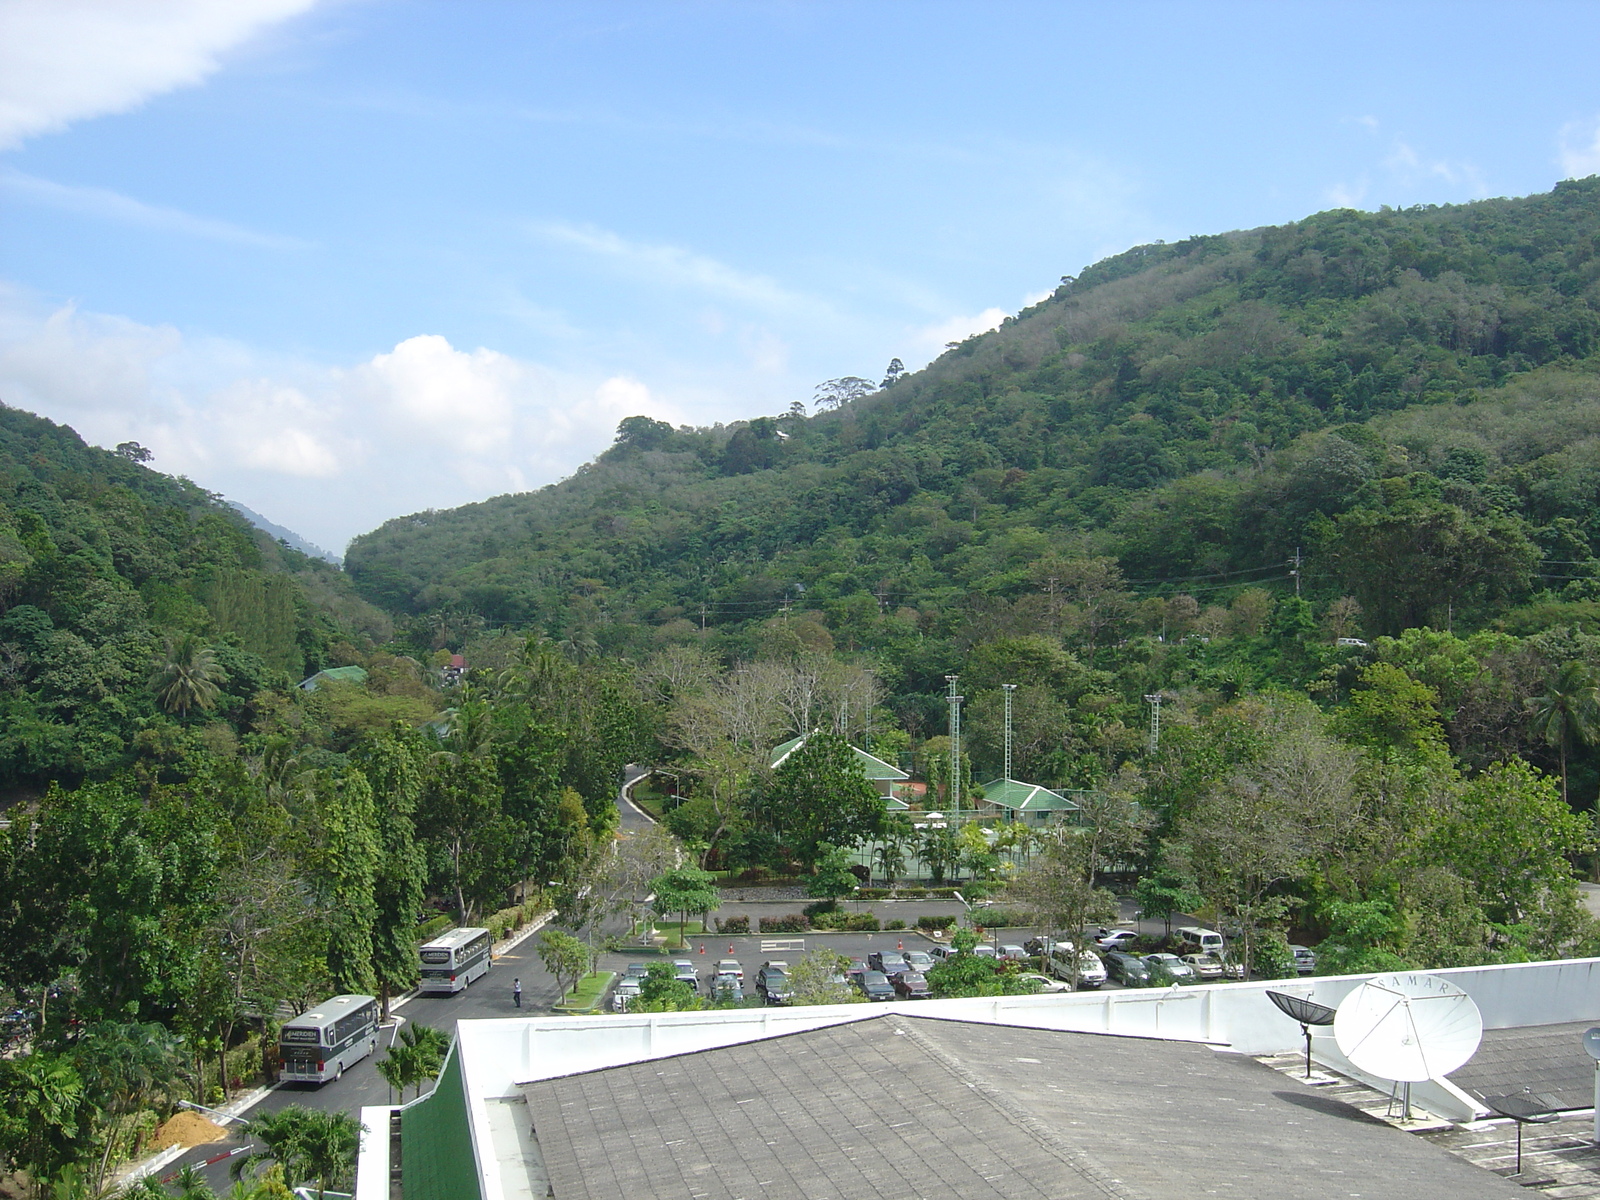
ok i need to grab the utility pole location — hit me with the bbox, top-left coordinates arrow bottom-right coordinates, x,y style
1002,683 -> 1017,782
1290,547 -> 1302,598
1144,693 -> 1163,755
945,675 -> 964,813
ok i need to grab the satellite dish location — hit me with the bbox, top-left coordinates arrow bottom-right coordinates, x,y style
1584,1027 -> 1600,1062
1333,973 -> 1482,1083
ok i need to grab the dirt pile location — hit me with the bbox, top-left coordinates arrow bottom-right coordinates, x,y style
149,1110 -> 227,1150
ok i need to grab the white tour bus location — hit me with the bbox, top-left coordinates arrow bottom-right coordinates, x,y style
418,926 -> 493,995
278,994 -> 378,1084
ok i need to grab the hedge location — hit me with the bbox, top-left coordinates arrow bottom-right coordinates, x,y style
715,915 -> 750,934
758,914 -> 808,933
916,915 -> 956,932
416,915 -> 454,942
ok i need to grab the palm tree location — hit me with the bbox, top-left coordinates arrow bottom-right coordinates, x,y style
231,1105 -> 362,1200
1528,660 -> 1600,806
873,839 -> 906,889
148,633 -> 225,718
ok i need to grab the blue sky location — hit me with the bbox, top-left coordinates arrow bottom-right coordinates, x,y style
2,0 -> 1600,552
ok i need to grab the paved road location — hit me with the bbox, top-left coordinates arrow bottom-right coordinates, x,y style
160,773 -> 667,1193
162,772 -> 1195,1191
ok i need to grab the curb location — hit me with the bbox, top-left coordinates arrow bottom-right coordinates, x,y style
115,911 -> 562,1187
390,908 -> 556,1015
117,1084 -> 276,1183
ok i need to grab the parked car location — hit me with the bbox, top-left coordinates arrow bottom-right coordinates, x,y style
716,959 -> 743,980
707,973 -> 745,1002
1095,930 -> 1139,952
1142,953 -> 1197,984
1050,949 -> 1107,989
869,950 -> 909,978
903,950 -> 934,973
1180,953 -> 1225,980
926,944 -> 958,963
1176,927 -> 1226,956
1215,954 -> 1246,980
998,944 -> 1028,962
1104,951 -> 1151,986
672,960 -> 698,985
1291,945 -> 1317,975
623,963 -> 649,979
612,977 -> 642,1012
973,944 -> 997,959
756,963 -> 792,1005
856,970 -> 895,1001
892,971 -> 931,999
1016,972 -> 1070,993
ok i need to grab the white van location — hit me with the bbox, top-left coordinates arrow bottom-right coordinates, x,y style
1050,946 -> 1107,989
1176,927 -> 1225,956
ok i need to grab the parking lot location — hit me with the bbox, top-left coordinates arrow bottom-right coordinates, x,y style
594,920 -> 1314,1011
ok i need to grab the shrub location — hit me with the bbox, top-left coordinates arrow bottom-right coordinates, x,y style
802,900 -> 840,919
416,915 -> 453,942
843,914 -> 880,932
886,919 -> 906,930
810,910 -> 847,930
898,888 -> 927,899
715,915 -> 750,934
758,914 -> 809,933
858,887 -> 888,900
916,915 -> 956,932
973,908 -> 1032,928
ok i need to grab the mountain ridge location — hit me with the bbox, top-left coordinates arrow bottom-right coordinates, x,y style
343,178 -> 1600,653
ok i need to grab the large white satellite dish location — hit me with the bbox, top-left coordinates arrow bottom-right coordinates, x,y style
1333,973 -> 1483,1082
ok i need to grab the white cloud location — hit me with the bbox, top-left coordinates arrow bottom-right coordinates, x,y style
1325,180 -> 1369,209
913,307 -> 1009,358
532,221 -> 813,312
0,169 -> 307,247
0,0 -> 319,151
0,289 -> 682,551
1384,138 -> 1485,194
1559,117 -> 1600,179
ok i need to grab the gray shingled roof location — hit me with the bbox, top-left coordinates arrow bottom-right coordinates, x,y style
1449,1020 -> 1600,1112
520,1015 -> 1526,1200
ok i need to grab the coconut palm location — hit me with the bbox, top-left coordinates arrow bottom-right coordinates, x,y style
231,1105 -> 362,1200
1528,660 -> 1600,806
148,634 -> 225,718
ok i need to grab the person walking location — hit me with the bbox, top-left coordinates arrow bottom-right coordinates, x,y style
513,978 -> 522,1009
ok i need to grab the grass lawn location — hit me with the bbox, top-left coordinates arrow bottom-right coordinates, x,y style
630,919 -> 707,946
554,970 -> 615,1013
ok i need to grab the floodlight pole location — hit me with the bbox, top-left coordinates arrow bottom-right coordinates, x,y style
1144,694 -> 1163,755
1593,1059 -> 1599,1146
945,675 -> 964,813
1002,683 -> 1017,782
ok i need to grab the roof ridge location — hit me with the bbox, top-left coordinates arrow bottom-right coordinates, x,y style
887,1015 -> 1152,1200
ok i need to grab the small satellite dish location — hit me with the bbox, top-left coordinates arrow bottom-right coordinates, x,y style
1584,1027 -> 1600,1062
1333,973 -> 1482,1083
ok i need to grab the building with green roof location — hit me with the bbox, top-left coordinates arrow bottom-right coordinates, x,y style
768,732 -> 909,799
298,664 -> 370,691
976,777 -> 1082,824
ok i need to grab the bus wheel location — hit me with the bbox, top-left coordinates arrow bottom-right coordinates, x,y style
334,1062 -> 343,1082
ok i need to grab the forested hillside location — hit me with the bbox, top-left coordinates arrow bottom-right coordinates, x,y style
0,406 -> 399,790
348,176 -> 1600,652
8,182 -> 1600,1194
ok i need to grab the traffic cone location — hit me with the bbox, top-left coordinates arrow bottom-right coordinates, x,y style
728,944 -> 735,954
897,940 -> 904,951
699,944 -> 706,954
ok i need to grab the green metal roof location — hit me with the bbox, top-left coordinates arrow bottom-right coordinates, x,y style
977,778 -> 1082,812
298,664 -> 369,690
769,733 -> 909,781
401,1041 -> 483,1200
